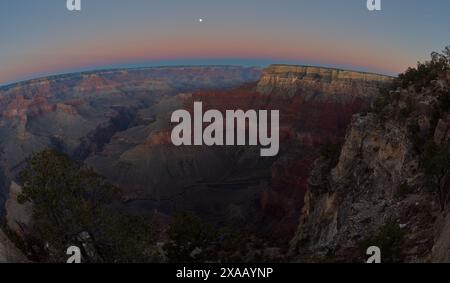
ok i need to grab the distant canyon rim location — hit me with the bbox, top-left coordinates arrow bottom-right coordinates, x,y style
0,65 -> 392,241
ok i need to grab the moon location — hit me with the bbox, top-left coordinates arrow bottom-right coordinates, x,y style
199,18 -> 204,23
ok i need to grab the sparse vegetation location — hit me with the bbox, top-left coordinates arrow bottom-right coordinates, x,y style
11,150 -> 275,263
378,46 -> 450,211
354,46 -> 450,263
162,211 -> 277,263
163,211 -> 218,263
396,46 -> 450,90
18,149 -> 156,262
371,90 -> 390,114
372,45 -> 449,120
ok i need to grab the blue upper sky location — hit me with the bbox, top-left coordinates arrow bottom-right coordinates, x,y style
1,0 -> 449,85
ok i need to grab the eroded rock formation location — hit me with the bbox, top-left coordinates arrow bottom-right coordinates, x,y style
291,70 -> 450,263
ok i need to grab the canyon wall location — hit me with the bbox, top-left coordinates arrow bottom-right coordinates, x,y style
257,65 -> 392,99
290,70 -> 450,262
0,65 -> 393,248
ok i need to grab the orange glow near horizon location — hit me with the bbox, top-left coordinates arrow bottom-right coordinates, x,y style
2,1 -> 446,85
0,34 -> 415,85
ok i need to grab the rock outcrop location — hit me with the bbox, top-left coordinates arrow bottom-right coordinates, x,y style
257,65 -> 392,99
290,66 -> 450,262
0,64 -> 393,261
83,65 -> 392,240
0,66 -> 262,217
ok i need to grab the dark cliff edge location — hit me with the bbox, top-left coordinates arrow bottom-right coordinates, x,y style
290,49 -> 450,263
0,64 -> 395,262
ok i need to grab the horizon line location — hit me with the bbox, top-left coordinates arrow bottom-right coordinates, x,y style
0,63 -> 397,90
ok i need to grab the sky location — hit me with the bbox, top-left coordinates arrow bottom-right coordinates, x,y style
0,0 -> 449,86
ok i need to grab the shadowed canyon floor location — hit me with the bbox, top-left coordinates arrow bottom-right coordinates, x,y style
0,65 -> 392,254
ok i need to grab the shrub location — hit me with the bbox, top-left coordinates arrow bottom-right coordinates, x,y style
396,46 -> 450,90
18,149 -> 155,262
163,212 -> 218,263
371,88 -> 391,114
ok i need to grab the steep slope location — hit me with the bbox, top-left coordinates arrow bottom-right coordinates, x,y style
0,64 -> 392,247
290,57 -> 450,262
0,66 -> 262,216
85,65 -> 392,239
257,65 -> 392,99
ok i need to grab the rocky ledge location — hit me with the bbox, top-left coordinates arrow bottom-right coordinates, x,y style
257,65 -> 393,99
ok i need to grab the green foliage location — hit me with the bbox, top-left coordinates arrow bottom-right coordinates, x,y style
391,45 -> 450,211
99,214 -> 156,263
396,47 -> 450,90
372,93 -> 389,114
164,212 -> 218,263
371,47 -> 449,119
371,87 -> 394,115
162,212 -> 274,263
18,149 -> 155,262
359,222 -> 405,263
18,151 -> 273,263
214,227 -> 249,262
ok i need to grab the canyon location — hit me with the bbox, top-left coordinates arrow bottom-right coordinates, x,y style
0,64 -> 393,260
170,102 -> 280,157
289,60 -> 450,262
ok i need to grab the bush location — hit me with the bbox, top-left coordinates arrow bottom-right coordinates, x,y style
371,89 -> 391,114
163,212 -> 218,263
396,46 -> 450,90
18,149 -> 156,262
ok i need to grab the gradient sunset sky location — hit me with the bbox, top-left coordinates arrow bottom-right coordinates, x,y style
1,0 -> 449,85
